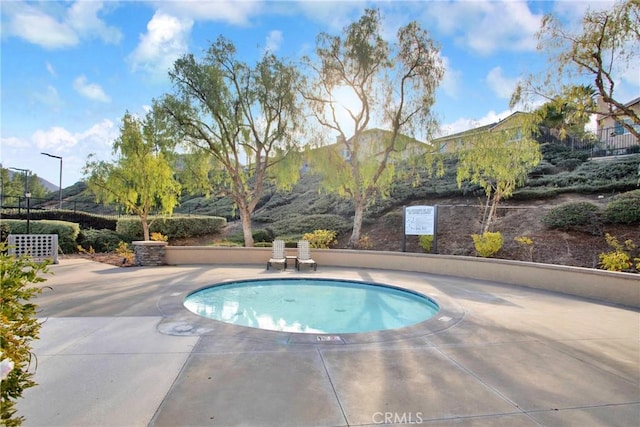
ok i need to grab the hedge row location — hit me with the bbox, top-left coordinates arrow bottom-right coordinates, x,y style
115,215 -> 226,240
2,219 -> 80,254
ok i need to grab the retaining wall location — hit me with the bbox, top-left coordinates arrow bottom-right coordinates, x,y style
164,246 -> 640,309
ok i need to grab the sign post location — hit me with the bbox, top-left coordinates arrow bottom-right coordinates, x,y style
403,205 -> 438,253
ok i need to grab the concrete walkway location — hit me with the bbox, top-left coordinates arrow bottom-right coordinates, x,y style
18,258 -> 639,427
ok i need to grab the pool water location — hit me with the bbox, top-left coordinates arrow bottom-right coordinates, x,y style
184,278 -> 439,334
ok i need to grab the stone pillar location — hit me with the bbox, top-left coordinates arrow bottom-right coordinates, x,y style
132,241 -> 167,266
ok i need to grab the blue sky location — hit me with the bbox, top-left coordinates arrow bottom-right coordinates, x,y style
1,0 -> 637,188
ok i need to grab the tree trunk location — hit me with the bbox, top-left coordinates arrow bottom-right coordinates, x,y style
482,193 -> 501,233
239,205 -> 254,247
348,199 -> 366,248
141,217 -> 150,241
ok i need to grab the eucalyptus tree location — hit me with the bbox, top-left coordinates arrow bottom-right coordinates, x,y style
512,0 -> 639,138
303,8 -> 444,248
157,37 -> 303,247
84,111 -> 181,241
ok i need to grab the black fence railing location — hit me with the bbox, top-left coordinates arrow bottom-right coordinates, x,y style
537,126 -> 639,158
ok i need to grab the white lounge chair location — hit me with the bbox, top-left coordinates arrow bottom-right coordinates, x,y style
296,240 -> 317,271
267,240 -> 287,270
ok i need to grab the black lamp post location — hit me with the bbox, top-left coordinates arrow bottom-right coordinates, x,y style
9,167 -> 30,233
41,152 -> 63,209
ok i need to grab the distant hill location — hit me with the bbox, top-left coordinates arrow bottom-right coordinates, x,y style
6,169 -> 59,192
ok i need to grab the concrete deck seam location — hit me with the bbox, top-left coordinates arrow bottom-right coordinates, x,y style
430,346 -> 539,423
537,339 -> 640,387
147,336 -> 202,427
316,346 -> 350,427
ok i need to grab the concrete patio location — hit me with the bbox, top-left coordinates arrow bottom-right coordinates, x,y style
18,258 -> 640,426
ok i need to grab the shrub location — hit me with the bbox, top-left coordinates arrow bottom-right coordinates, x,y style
471,231 -> 503,257
150,232 -> 168,242
302,229 -> 337,249
514,236 -> 534,261
357,234 -> 374,250
1,242 -> 50,425
604,190 -> 640,225
541,202 -> 602,235
598,234 -> 639,272
3,219 -> 80,254
252,229 -> 273,243
77,229 -> 123,252
419,235 -> 434,253
115,241 -> 135,266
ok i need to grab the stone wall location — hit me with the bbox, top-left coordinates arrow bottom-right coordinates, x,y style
132,241 -> 167,266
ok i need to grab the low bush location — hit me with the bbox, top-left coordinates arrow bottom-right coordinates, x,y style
598,234 -> 639,272
471,231 -> 503,257
3,219 -> 80,254
116,216 -> 226,240
77,228 -> 123,252
302,229 -> 337,249
604,190 -> 640,224
541,202 -> 603,235
252,229 -> 273,243
419,235 -> 434,253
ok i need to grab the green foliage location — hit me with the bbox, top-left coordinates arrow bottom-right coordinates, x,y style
0,223 -> 9,243
598,234 -> 639,273
3,220 -> 80,254
1,243 -> 50,426
114,242 -> 135,265
158,36 -> 304,246
304,8 -> 444,247
541,202 -> 603,235
604,190 -> 640,224
78,229 -> 124,252
456,115 -> 542,232
268,214 -> 351,237
419,235 -> 434,253
252,229 -> 273,243
115,216 -> 226,241
471,231 -> 504,258
84,111 -> 181,241
302,230 -> 337,249
0,210 -> 118,231
150,232 -> 168,242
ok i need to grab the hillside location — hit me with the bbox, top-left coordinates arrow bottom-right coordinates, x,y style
34,147 -> 640,269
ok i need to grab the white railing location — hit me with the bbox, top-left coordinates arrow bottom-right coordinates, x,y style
7,234 -> 59,264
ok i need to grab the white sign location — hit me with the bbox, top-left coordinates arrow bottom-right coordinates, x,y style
405,205 -> 435,235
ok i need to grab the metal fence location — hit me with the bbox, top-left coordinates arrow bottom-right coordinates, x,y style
537,126 -> 639,158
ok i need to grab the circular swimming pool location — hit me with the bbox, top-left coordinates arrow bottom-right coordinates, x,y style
183,278 -> 439,334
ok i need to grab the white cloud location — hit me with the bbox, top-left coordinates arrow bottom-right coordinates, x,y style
424,0 -> 542,55
264,30 -> 283,54
439,109 -> 514,137
2,1 -> 121,49
0,136 -> 30,149
73,76 -> 111,103
486,66 -> 519,99
32,127 -> 78,151
129,11 -> 193,80
3,2 -> 78,49
158,0 -> 264,26
67,1 -> 122,44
